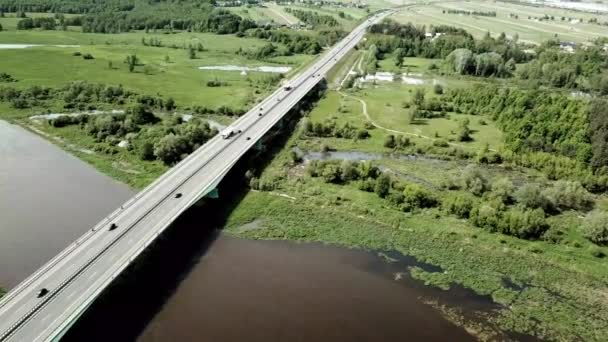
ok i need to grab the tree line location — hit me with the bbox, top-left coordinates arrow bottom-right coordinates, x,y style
366,19 -> 530,62
284,8 -> 340,28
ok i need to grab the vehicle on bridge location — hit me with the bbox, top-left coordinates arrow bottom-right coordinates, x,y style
220,127 -> 236,139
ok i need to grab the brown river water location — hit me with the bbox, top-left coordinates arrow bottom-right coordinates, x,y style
1,120 -> 514,341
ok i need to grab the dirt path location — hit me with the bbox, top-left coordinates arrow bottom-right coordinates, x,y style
267,5 -> 297,25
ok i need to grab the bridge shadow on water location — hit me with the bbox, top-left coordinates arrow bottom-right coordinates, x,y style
61,82 -> 327,342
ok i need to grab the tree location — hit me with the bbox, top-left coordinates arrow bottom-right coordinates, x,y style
413,88 -> 425,107
188,46 -> 196,59
582,210 -> 608,245
433,84 -> 443,95
375,173 -> 391,198
443,192 -> 477,218
461,164 -> 489,196
165,97 -> 176,111
125,55 -> 138,72
402,183 -> 437,209
384,134 -> 396,148
446,48 -> 475,75
457,118 -> 472,142
515,184 -> 551,211
154,134 -> 189,165
139,142 -> 155,161
0,23 -> 3,32
542,180 -> 593,212
393,48 -> 405,67
490,177 -> 514,204
128,104 -> 157,125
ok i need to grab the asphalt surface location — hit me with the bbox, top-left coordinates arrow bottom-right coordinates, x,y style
0,11 -> 392,342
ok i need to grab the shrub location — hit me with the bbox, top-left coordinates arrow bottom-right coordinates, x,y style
461,164 -> 490,196
433,84 -> 444,95
139,142 -> 155,161
515,184 -> 551,211
402,183 -> 437,209
356,129 -> 370,139
470,203 -> 501,231
384,134 -> 396,148
582,210 -> 608,245
543,180 -> 593,212
499,207 -> 548,239
443,192 -> 477,218
82,53 -> 94,60
489,177 -> 514,204
374,173 -> 391,198
433,139 -> 449,147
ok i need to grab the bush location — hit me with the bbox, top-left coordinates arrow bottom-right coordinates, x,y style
402,183 -> 437,209
153,133 -> 189,165
375,173 -> 391,198
461,164 -> 489,196
582,210 -> 608,245
356,129 -> 370,139
433,84 -> 444,95
489,177 -> 514,204
128,104 -> 158,125
515,184 -> 551,211
433,139 -> 449,147
443,192 -> 477,218
139,142 -> 155,161
543,180 -> 593,212
383,134 -> 396,148
82,53 -> 94,60
470,203 -> 501,231
500,207 -> 548,239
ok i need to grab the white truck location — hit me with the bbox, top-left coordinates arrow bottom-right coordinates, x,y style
220,127 -> 235,139
283,82 -> 292,91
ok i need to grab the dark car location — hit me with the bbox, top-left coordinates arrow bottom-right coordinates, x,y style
37,288 -> 49,298
109,223 -> 118,231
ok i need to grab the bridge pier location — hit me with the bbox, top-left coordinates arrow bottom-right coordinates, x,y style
254,139 -> 265,152
206,188 -> 219,199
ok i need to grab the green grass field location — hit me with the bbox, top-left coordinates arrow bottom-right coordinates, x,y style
392,0 -> 608,44
0,27 -> 314,111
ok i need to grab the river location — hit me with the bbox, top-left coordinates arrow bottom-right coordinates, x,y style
1,120 -> 481,341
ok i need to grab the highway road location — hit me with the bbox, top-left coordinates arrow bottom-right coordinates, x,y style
0,10 -> 393,341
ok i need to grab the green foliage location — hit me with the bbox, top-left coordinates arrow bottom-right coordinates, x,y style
500,207 -> 548,239
588,98 -> 608,169
125,54 -> 138,73
0,72 -> 16,83
284,8 -> 340,28
153,133 -> 189,165
402,182 -> 438,209
433,84 -> 443,95
489,177 -> 514,204
442,192 -> 477,218
461,164 -> 490,196
517,46 -> 608,92
374,173 -> 391,198
582,210 -> 608,245
515,184 -> 551,211
542,180 -> 593,212
127,104 -> 157,125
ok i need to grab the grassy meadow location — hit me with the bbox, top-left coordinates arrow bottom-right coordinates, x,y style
394,0 -> 608,44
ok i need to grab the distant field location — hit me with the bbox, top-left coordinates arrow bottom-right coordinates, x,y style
392,0 -> 608,44
0,26 -> 313,110
226,4 -> 300,25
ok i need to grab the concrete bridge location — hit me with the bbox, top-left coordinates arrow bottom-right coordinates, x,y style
0,11 -> 392,341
